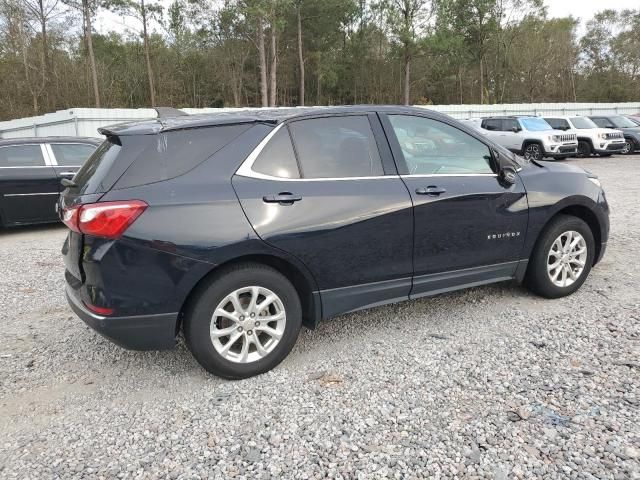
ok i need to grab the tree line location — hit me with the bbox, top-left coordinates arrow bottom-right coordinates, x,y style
0,0 -> 639,122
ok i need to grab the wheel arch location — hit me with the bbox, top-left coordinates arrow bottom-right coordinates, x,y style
536,205 -> 603,266
521,139 -> 544,154
176,253 -> 321,335
576,136 -> 594,148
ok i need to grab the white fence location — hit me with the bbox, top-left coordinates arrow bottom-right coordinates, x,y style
1,103 -> 639,139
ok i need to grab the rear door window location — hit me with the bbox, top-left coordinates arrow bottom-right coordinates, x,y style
482,119 -> 502,131
0,145 -> 46,167
288,116 -> 384,178
50,143 -> 96,166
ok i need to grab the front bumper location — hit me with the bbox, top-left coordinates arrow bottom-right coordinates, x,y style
544,143 -> 578,158
66,285 -> 178,350
594,141 -> 625,153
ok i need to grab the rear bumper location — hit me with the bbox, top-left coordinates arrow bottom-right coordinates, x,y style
66,285 -> 178,350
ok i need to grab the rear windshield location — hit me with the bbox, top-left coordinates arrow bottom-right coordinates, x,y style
70,124 -> 250,194
72,138 -> 122,194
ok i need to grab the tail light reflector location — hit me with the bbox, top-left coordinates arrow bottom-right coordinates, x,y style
62,200 -> 148,239
85,303 -> 114,316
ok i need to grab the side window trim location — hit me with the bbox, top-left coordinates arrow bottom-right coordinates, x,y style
236,117 -> 396,181
379,113 -> 498,177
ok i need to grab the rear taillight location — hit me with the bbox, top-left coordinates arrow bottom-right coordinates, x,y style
62,200 -> 148,239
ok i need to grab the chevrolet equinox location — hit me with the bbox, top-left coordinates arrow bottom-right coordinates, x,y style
60,106 -> 609,379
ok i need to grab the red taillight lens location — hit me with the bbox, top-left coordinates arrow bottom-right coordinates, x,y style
62,200 -> 148,239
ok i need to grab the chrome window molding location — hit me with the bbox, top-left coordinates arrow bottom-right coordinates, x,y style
235,123 -> 501,182
236,123 -> 398,182
400,173 -> 498,178
4,192 -> 59,197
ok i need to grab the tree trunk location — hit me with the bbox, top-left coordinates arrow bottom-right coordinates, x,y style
479,56 -> 484,104
257,19 -> 268,107
403,47 -> 410,106
141,0 -> 156,107
269,21 -> 277,107
83,0 -> 100,107
297,5 -> 305,106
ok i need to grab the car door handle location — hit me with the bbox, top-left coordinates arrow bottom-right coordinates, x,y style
415,186 -> 446,196
262,193 -> 302,204
59,171 -> 76,177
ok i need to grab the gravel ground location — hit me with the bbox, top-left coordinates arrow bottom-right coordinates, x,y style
1,155 -> 639,479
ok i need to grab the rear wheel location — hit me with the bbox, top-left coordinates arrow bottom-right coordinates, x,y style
523,142 -> 543,161
184,263 -> 302,379
525,215 -> 595,299
577,140 -> 592,158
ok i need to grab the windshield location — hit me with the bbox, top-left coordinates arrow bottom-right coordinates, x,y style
519,117 -> 553,131
570,117 -> 598,129
610,116 -> 637,128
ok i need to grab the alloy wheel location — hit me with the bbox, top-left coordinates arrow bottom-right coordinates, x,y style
524,144 -> 542,161
547,231 -> 588,288
210,286 -> 286,364
621,141 -> 632,154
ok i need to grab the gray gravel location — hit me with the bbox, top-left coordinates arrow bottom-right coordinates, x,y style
1,155 -> 639,479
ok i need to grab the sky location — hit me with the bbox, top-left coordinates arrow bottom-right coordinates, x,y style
544,0 -> 639,21
94,0 -> 640,36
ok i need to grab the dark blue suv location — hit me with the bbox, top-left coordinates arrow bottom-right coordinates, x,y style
60,106 -> 609,379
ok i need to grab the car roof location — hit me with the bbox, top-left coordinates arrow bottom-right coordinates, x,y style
0,136 -> 101,147
99,105 -> 453,136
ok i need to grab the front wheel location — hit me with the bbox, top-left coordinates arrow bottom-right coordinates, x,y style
621,139 -> 635,155
523,143 -> 543,161
577,140 -> 592,158
184,263 -> 302,379
525,215 -> 595,299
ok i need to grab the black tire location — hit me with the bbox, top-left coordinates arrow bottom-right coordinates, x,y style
184,263 -> 302,379
523,142 -> 543,161
525,215 -> 595,299
577,140 -> 592,158
621,138 -> 635,155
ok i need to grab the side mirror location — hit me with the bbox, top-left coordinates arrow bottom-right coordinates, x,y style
512,127 -> 520,133
499,165 -> 518,185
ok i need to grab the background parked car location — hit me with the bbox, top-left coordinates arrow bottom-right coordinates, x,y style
543,116 -> 625,157
475,116 -> 578,161
626,115 -> 640,126
0,137 -> 100,227
588,115 -> 640,155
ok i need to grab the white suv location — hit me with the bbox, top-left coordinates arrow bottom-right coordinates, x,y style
474,116 -> 578,161
544,116 -> 625,157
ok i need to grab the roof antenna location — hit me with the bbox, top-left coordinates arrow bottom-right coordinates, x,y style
154,107 -> 188,118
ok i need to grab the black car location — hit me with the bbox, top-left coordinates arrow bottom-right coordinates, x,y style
588,115 -> 640,155
0,137 -> 100,227
60,106 -> 609,379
